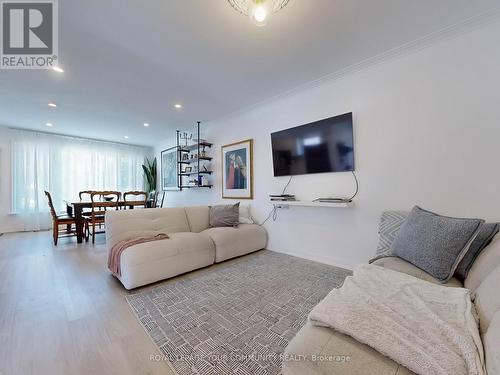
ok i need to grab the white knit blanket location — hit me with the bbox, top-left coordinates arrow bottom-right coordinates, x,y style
309,264 -> 485,375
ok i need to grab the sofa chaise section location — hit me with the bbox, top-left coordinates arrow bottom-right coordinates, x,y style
117,232 -> 215,290
105,206 -> 267,289
282,255 -> 461,375
283,261 -> 460,375
284,322 -> 414,375
106,207 -> 216,289
283,235 -> 500,375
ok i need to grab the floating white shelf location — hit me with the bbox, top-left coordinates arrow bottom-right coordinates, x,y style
269,200 -> 353,208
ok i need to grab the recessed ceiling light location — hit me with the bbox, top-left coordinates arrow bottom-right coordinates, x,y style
124,135 -> 129,139
45,122 -> 53,127
48,102 -> 57,108
143,123 -> 149,127
52,66 -> 64,73
174,103 -> 182,109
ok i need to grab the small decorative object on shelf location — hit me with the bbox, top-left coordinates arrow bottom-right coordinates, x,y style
179,132 -> 193,147
176,121 -> 213,190
201,176 -> 209,186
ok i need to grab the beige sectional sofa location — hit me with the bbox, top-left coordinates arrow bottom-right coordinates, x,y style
283,234 -> 500,375
105,206 -> 267,289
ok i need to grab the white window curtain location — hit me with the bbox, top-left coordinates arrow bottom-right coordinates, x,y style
11,130 -> 151,231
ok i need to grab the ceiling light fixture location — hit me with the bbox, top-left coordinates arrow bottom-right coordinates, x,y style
143,123 -> 149,127
52,66 -> 64,73
228,0 -> 290,26
124,135 -> 129,139
48,102 -> 57,108
45,122 -> 53,127
174,103 -> 182,109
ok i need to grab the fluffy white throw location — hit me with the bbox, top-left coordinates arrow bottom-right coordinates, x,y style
309,264 -> 485,375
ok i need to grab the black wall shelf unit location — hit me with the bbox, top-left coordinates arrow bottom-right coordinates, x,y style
176,121 -> 213,190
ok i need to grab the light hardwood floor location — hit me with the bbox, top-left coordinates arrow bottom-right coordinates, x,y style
0,231 -> 176,375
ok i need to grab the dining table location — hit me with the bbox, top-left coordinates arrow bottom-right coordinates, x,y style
65,199 -> 153,243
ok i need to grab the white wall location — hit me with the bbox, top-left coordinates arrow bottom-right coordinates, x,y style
161,19 -> 500,268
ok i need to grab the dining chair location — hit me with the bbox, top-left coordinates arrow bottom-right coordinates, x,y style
86,191 -> 121,244
78,190 -> 94,217
45,191 -> 77,245
123,191 -> 148,209
153,191 -> 165,208
79,190 -> 94,201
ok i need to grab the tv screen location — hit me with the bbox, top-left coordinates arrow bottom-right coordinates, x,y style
271,112 -> 354,176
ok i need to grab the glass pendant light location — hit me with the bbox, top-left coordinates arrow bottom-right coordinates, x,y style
227,0 -> 290,26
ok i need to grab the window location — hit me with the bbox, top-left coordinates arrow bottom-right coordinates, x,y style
12,131 -> 151,217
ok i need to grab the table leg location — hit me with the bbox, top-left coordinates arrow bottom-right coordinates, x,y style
74,205 -> 84,243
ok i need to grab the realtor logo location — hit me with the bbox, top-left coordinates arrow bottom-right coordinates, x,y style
1,0 -> 58,69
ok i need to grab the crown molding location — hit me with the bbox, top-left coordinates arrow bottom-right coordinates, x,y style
210,7 -> 500,125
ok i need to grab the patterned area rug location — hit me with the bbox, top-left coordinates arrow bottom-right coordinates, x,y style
126,250 -> 351,375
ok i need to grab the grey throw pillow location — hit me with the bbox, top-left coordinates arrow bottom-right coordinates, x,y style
209,203 -> 240,227
390,206 -> 484,283
376,211 -> 409,256
455,223 -> 499,281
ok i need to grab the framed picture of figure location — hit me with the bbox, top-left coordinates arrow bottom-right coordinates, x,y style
221,139 -> 253,199
161,146 -> 180,191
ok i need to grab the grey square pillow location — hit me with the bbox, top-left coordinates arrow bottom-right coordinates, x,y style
390,206 -> 484,283
455,223 -> 499,281
209,203 -> 240,228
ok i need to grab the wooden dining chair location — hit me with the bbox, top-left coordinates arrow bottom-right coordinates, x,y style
153,191 -> 165,208
45,191 -> 77,245
78,190 -> 94,217
86,191 -> 121,244
79,190 -> 94,201
123,191 -> 148,209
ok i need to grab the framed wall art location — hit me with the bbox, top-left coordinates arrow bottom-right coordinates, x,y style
221,139 -> 253,199
161,146 -> 180,191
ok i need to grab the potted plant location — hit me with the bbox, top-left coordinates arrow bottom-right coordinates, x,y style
142,157 -> 157,200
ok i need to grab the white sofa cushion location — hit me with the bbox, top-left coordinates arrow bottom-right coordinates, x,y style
106,207 -> 191,248
465,234 -> 500,291
371,256 -> 462,287
484,311 -> 500,375
283,321 -> 414,375
184,206 -> 210,233
118,232 -> 215,289
474,264 -> 500,334
202,224 -> 267,262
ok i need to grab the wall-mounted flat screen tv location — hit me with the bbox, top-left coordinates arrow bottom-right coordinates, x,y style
271,112 -> 354,176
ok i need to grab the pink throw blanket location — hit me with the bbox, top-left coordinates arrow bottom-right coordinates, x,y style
108,233 -> 169,276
